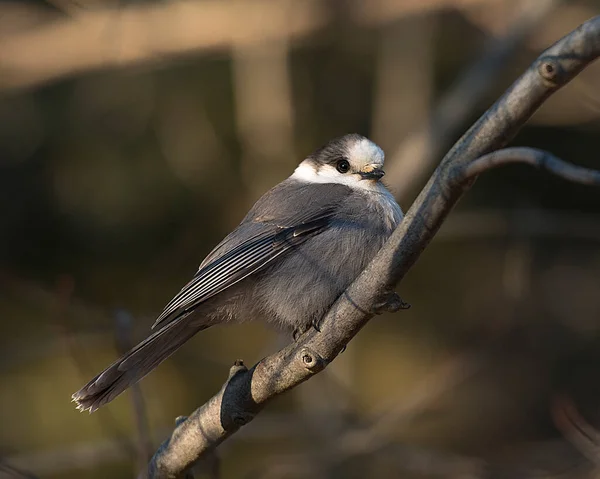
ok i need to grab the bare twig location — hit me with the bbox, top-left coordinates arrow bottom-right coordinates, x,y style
42,275 -> 141,463
0,460 -> 39,479
552,395 -> 600,466
256,444 -> 487,479
386,0 -> 561,202
146,15 -> 600,479
457,147 -> 600,186
334,351 -> 485,457
5,414 -> 302,476
115,311 -> 154,473
268,349 -> 490,478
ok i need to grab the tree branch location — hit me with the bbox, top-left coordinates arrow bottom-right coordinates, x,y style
0,0 -> 503,93
0,0 -> 328,92
552,395 -> 600,467
385,0 -> 562,201
458,147 -> 600,186
146,15 -> 600,479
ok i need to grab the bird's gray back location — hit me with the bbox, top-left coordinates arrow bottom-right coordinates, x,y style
198,180 -> 352,268
253,180 -> 402,332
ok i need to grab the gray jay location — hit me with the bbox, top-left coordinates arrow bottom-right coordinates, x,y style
72,133 -> 403,412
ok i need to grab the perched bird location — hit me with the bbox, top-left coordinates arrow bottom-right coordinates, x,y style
72,133 -> 403,412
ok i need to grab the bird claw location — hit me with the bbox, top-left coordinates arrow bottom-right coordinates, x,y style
292,319 -> 323,341
292,328 -> 302,342
311,319 -> 321,332
372,291 -> 410,314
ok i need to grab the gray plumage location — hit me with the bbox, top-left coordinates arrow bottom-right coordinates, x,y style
72,133 -> 403,412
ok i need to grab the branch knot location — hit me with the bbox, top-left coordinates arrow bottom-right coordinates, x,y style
298,347 -> 325,373
538,58 -> 561,86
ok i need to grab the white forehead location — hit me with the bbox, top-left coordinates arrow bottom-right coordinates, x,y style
347,138 -> 385,166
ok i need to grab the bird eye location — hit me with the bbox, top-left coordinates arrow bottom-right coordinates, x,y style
336,159 -> 350,174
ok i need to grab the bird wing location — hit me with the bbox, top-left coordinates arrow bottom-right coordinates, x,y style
152,182 -> 351,329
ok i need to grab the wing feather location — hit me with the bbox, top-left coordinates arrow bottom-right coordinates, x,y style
151,207 -> 336,328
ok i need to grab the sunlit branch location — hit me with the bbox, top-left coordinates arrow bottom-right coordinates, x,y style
146,15 -> 600,479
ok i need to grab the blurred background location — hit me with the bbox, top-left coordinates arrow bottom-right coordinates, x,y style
1,0 -> 600,477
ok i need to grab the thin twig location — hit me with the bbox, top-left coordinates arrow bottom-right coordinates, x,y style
47,275 -> 139,462
457,147 -> 600,186
386,0 -> 562,201
115,311 -> 154,473
292,349 -> 490,476
552,395 -> 600,466
0,460 -> 39,479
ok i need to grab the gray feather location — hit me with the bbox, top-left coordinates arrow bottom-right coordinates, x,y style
152,182 -> 352,329
72,314 -> 204,412
253,183 -> 402,332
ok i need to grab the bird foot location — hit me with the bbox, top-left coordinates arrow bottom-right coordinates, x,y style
292,319 -> 322,341
292,328 -> 302,342
372,291 -> 410,314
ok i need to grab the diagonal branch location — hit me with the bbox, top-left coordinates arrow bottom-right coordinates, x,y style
385,0 -> 562,201
552,395 -> 600,467
0,0 -> 328,92
146,15 -> 600,479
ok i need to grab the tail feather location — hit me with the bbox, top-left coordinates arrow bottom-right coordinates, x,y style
72,316 -> 206,412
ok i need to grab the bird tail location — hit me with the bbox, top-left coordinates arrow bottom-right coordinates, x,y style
72,316 -> 206,412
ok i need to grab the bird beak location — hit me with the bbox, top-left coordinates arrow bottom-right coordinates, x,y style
359,164 -> 385,180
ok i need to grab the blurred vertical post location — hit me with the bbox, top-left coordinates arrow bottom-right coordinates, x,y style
114,310 -> 154,473
501,238 -> 532,332
232,2 -> 295,197
372,14 -> 436,168
384,0 -> 561,203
